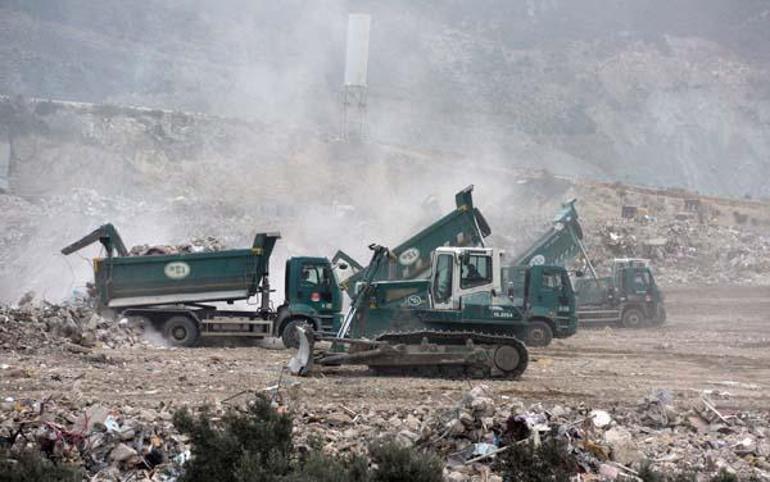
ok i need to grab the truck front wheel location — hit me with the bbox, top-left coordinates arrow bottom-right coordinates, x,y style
282,319 -> 311,349
526,321 -> 553,347
163,316 -> 199,347
621,308 -> 644,328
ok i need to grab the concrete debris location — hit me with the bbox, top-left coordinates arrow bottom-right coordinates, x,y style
0,301 -> 157,353
290,385 -> 770,480
128,236 -> 225,256
0,396 -> 188,481
588,219 -> 770,285
590,409 -> 612,428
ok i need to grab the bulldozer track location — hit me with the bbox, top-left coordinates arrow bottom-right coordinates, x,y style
372,330 -> 529,379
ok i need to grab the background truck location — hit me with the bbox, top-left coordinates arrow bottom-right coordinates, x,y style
501,200 -> 666,329
61,225 -> 343,347
574,258 -> 666,327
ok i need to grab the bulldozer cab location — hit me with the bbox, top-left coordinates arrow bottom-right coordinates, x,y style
430,247 -> 501,310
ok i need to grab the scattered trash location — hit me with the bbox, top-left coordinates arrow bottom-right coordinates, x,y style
590,409 -> 612,428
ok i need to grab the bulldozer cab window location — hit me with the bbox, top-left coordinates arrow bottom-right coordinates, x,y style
460,255 -> 492,289
434,254 -> 453,303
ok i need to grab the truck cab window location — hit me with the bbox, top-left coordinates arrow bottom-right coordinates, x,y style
301,265 -> 321,286
632,270 -> 650,291
434,254 -> 453,303
461,255 -> 492,289
543,272 -> 563,290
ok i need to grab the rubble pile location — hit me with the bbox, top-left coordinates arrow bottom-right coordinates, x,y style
128,236 -> 226,256
293,385 -> 770,480
0,301 -> 149,353
0,395 -> 188,481
2,383 -> 768,480
589,220 -> 770,285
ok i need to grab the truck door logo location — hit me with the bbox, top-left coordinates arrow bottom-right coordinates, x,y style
529,254 -> 546,266
164,261 -> 191,280
399,248 -> 420,266
406,295 -> 423,306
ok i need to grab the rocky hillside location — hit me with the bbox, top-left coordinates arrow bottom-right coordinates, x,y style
0,1 -> 769,197
1,96 -> 769,302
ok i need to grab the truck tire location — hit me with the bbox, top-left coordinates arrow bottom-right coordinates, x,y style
526,321 -> 553,347
163,315 -> 199,347
282,319 -> 311,349
650,305 -> 666,326
621,308 -> 644,328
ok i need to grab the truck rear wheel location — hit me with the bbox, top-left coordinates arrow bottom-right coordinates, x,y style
621,308 -> 644,328
650,305 -> 666,326
526,321 -> 553,347
282,319 -> 311,349
163,315 -> 199,347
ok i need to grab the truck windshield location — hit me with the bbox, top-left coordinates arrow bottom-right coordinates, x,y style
301,264 -> 331,288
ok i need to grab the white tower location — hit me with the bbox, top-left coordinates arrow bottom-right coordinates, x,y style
341,13 -> 371,141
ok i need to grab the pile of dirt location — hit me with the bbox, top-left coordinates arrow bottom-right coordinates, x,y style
585,219 -> 770,286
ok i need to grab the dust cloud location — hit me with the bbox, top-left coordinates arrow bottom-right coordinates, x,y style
0,1 -> 769,301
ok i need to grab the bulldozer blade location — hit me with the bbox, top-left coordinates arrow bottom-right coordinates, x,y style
287,326 -> 314,376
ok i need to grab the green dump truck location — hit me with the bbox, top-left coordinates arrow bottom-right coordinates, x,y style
574,258 -> 666,327
500,200 -> 666,329
61,225 -> 343,347
334,185 -> 491,298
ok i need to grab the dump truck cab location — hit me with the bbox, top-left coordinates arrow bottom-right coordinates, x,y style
340,246 -> 577,346
276,256 -> 343,347
575,258 -> 665,327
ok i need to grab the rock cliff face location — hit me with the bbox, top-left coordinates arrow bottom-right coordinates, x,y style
1,1 -> 769,197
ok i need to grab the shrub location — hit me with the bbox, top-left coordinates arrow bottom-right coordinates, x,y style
173,395 -> 293,482
368,440 -> 443,482
496,430 -> 579,482
173,396 -> 443,482
0,448 -> 83,482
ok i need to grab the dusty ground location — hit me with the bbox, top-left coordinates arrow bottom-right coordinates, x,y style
3,285 -> 768,417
